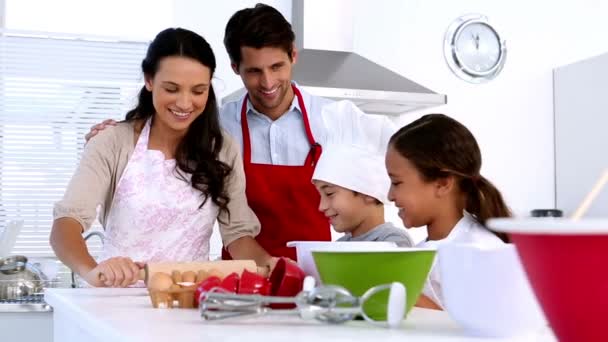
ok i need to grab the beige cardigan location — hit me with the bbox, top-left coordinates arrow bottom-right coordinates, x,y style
53,121 -> 260,246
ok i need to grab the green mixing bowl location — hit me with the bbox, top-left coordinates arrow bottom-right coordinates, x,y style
312,248 -> 436,320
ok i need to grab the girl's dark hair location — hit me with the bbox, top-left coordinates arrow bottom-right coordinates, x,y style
224,3 -> 295,67
126,28 -> 231,221
389,114 -> 510,242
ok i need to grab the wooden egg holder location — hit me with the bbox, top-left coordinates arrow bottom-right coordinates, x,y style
148,269 -> 223,309
149,285 -> 198,309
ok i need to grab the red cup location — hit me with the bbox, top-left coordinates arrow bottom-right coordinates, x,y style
194,276 -> 222,307
489,218 -> 608,342
238,269 -> 271,295
220,272 -> 240,293
269,257 -> 305,297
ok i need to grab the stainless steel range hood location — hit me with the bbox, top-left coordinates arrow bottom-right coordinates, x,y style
222,0 -> 447,115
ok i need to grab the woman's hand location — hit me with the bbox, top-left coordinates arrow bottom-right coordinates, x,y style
266,256 -> 281,275
257,256 -> 297,277
85,119 -> 117,142
83,257 -> 144,287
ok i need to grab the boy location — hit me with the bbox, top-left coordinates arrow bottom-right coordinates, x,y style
312,101 -> 413,247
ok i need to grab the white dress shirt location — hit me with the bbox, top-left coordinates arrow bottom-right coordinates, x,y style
219,83 -> 333,165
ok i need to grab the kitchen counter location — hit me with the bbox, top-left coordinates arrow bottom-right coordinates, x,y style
45,288 -> 555,342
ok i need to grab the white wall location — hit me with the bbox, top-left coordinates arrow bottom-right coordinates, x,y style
173,1 -> 608,249
351,0 -> 608,217
5,0 -> 173,39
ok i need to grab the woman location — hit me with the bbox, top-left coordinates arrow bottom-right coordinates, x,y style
50,28 -> 274,288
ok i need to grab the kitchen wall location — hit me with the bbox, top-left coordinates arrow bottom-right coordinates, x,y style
350,0 -> 608,217
173,0 -> 608,248
5,0 -> 173,38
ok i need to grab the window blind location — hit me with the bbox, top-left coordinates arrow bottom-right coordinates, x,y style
0,30 -> 148,257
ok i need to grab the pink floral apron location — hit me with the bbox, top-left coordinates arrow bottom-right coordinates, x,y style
100,119 -> 218,263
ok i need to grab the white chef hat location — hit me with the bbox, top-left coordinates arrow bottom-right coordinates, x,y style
312,101 -> 396,204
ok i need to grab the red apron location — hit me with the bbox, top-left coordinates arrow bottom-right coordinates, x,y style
222,84 -> 331,260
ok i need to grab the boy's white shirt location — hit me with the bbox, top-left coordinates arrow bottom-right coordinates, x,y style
416,212 -> 504,308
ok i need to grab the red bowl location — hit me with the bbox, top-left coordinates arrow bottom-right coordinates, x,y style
239,269 -> 271,295
269,257 -> 305,297
489,218 -> 608,342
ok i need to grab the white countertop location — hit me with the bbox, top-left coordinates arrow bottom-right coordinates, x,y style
45,288 -> 555,342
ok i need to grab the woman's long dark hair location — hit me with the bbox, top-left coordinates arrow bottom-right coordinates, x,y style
126,28 -> 231,221
389,114 -> 510,242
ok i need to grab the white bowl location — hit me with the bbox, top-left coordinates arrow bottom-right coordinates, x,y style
286,241 -> 398,283
438,243 -> 546,337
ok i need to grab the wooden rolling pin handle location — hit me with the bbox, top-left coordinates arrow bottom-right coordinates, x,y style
257,265 -> 271,278
98,260 -> 265,285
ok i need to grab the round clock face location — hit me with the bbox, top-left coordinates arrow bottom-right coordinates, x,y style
444,14 -> 506,83
455,23 -> 501,73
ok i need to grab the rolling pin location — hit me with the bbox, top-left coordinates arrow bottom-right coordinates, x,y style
99,260 -> 265,285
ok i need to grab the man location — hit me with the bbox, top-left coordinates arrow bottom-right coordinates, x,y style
218,4 -> 332,260
87,4 -> 393,260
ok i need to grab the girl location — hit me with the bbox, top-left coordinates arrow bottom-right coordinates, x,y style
386,114 -> 510,309
50,28 -> 274,288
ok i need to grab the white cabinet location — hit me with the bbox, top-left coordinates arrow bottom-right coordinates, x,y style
0,312 -> 53,342
554,52 -> 608,216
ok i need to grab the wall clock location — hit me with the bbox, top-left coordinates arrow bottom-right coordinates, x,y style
444,14 -> 507,83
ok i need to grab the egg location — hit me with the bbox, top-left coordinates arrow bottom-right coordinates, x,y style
148,272 -> 173,291
171,270 -> 182,283
182,271 -> 196,283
